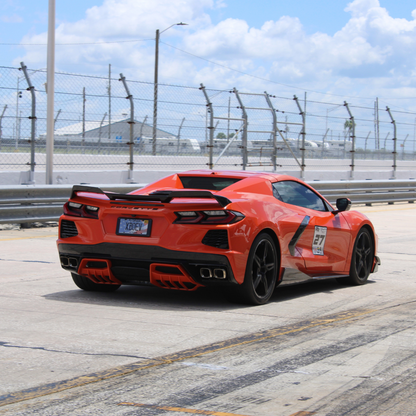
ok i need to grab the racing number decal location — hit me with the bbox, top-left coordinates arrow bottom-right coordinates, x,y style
312,226 -> 327,256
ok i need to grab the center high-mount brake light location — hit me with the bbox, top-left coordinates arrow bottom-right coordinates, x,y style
63,201 -> 100,219
174,210 -> 244,225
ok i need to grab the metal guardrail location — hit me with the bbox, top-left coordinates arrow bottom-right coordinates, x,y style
311,179 -> 416,205
0,184 -> 142,224
0,179 -> 415,224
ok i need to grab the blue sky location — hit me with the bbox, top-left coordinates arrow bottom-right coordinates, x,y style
1,0 -> 416,105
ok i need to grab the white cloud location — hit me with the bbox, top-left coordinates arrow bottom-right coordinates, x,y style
1,13 -> 23,23
13,0 -> 416,98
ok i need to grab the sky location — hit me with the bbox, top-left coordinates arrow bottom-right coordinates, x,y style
1,0 -> 416,107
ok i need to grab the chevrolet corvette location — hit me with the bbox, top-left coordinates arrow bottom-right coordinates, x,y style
57,170 -> 380,305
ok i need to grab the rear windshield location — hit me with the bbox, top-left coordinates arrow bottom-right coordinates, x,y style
179,176 -> 241,191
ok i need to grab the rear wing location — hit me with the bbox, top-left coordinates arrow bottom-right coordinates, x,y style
71,185 -> 232,208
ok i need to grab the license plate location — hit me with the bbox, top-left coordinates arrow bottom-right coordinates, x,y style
117,218 -> 152,236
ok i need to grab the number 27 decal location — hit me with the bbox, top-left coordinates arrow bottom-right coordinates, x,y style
312,226 -> 327,256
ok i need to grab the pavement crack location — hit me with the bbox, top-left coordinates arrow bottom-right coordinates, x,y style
0,341 -> 148,360
0,258 -> 55,264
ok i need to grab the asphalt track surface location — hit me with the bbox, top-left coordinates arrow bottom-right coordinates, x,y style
1,203 -> 416,415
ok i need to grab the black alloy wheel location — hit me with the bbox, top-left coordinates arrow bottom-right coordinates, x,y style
339,228 -> 374,286
237,233 -> 279,305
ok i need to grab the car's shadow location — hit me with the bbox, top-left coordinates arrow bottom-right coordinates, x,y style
43,278 -> 376,312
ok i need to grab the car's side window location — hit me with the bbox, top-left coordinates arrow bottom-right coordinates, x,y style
272,181 -> 327,211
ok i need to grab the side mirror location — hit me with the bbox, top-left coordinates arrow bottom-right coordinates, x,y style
335,198 -> 351,212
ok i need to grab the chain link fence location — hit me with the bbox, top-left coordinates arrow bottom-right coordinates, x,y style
1,64 -> 416,179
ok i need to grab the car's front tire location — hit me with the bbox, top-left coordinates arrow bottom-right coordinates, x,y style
231,233 -> 278,305
338,227 -> 374,286
71,273 -> 121,292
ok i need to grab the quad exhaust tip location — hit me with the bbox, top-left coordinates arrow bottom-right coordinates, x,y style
60,256 -> 79,269
200,267 -> 227,280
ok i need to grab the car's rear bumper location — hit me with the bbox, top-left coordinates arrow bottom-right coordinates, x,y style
58,242 -> 238,289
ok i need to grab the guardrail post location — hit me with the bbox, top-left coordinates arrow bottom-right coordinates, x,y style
20,62 -> 36,184
200,84 -> 214,169
344,101 -> 355,180
119,74 -> 135,183
386,106 -> 397,179
233,88 -> 248,170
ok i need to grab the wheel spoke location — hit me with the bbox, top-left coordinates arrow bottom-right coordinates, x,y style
253,273 -> 262,290
254,254 -> 262,268
356,261 -> 364,276
265,262 -> 275,272
263,242 -> 269,262
262,275 -> 269,294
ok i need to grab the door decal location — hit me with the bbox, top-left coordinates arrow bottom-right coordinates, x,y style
312,226 -> 327,256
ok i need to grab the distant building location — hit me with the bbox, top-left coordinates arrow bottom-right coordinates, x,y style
48,118 -> 175,144
40,118 -> 200,154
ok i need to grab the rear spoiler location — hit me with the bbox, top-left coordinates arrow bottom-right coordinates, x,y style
71,185 -> 232,208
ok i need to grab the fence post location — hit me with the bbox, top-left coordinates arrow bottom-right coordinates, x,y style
98,112 -> 107,154
177,117 -> 185,154
322,128 -> 329,158
386,106 -> 397,179
82,87 -> 86,154
343,102 -> 356,180
119,73 -> 135,183
294,95 -> 306,179
0,105 -> 7,152
20,62 -> 36,184
264,92 -> 277,171
233,88 -> 248,170
200,84 -> 214,169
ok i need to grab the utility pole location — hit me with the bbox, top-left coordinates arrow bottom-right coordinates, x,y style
108,64 -> 111,143
45,0 -> 55,184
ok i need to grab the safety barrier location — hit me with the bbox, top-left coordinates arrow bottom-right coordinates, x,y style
0,179 -> 415,224
0,184 -> 141,224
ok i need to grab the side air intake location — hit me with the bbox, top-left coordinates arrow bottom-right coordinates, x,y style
202,230 -> 229,249
60,220 -> 78,238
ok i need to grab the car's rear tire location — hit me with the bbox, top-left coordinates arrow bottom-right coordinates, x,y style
338,227 -> 373,286
230,233 -> 278,305
71,273 -> 121,292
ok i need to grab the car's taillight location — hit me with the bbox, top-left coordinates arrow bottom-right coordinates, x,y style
63,202 -> 99,219
174,210 -> 244,225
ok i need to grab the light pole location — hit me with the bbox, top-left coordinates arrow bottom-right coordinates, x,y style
46,0 -> 55,184
152,22 -> 187,155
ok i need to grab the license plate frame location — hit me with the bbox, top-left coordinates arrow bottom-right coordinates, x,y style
116,218 -> 152,237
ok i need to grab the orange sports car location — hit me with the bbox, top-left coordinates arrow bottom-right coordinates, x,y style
57,170 -> 380,305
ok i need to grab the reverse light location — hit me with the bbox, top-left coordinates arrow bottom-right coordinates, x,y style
174,210 -> 244,225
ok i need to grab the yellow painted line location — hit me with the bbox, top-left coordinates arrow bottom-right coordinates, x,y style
0,234 -> 56,242
0,308 -> 375,408
288,412 -> 316,416
119,402 -> 251,415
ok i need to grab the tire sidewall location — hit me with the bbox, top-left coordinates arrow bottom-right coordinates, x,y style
242,233 -> 278,305
349,227 -> 373,285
